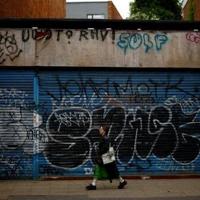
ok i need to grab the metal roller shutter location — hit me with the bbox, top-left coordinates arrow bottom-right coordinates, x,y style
38,68 -> 200,178
0,69 -> 34,179
0,68 -> 200,179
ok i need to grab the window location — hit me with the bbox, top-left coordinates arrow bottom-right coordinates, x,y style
87,14 -> 105,19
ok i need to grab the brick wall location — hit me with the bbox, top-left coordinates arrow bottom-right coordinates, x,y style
183,0 -> 200,20
195,0 -> 200,20
0,0 -> 66,18
108,1 -> 122,20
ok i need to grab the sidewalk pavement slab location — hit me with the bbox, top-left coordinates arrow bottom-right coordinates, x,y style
7,196 -> 200,200
0,179 -> 200,200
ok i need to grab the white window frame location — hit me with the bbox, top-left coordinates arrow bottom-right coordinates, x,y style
87,14 -> 105,19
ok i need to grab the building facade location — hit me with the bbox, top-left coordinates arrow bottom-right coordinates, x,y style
0,19 -> 200,179
182,0 -> 200,20
0,0 -> 66,18
66,1 -> 122,19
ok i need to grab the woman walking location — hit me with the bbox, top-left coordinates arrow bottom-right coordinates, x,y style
86,125 -> 127,190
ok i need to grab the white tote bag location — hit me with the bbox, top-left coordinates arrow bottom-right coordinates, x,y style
101,146 -> 116,164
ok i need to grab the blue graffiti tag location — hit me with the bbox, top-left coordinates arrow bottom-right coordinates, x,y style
117,32 -> 169,54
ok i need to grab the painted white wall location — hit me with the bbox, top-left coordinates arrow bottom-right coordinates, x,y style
1,29 -> 200,68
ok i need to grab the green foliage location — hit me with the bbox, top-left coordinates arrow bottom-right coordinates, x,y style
129,0 -> 182,20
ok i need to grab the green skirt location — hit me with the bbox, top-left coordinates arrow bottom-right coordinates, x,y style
94,164 -> 109,180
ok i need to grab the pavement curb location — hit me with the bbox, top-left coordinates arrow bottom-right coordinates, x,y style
41,174 -> 200,181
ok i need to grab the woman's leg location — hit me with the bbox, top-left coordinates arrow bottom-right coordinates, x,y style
92,178 -> 97,186
119,176 -> 125,183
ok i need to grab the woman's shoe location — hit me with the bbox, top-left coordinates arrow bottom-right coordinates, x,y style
118,180 -> 127,189
86,184 -> 96,190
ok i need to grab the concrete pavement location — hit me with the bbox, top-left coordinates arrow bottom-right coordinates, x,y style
0,179 -> 200,200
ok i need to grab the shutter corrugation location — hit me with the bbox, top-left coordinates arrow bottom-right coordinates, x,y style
38,69 -> 200,177
1,68 -> 200,179
0,69 -> 34,179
